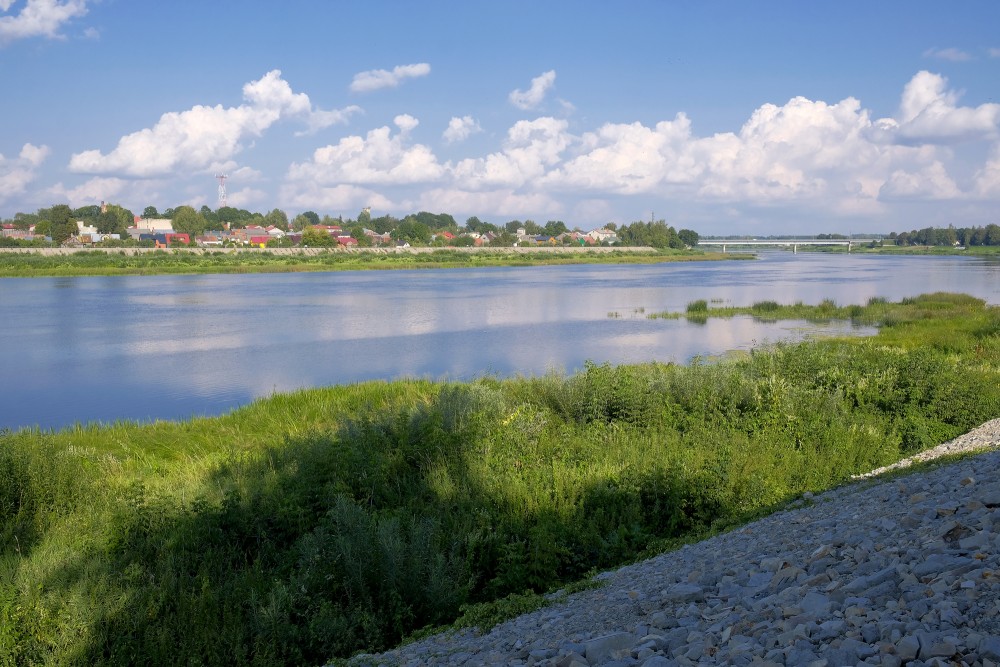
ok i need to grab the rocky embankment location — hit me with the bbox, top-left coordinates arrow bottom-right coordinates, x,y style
352,419 -> 1000,667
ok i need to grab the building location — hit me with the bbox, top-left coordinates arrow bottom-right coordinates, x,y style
76,221 -> 98,235
134,217 -> 174,232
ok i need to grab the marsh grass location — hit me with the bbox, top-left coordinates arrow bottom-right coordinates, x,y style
651,291 -> 984,327
2,293 -> 999,664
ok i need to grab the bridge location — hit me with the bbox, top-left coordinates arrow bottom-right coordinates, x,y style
697,239 -> 882,253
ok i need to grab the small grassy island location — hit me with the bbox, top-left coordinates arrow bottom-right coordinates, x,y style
2,293 -> 998,665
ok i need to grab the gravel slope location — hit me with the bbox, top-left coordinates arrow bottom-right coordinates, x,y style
350,419 -> 1000,667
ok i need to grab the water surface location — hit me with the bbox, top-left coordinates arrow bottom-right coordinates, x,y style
2,252 -> 997,431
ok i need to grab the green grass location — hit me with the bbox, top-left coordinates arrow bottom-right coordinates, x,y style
2,293 -> 999,665
651,291 -> 986,326
855,244 -> 1000,256
0,247 -> 733,277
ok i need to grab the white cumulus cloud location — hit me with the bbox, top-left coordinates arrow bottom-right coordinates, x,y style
69,70 -> 359,177
973,145 -> 1000,197
47,176 -> 128,209
0,143 -> 49,205
280,182 -> 395,212
443,116 -> 481,143
453,117 -> 571,189
412,187 -> 562,219
349,63 -> 431,93
19,142 -> 50,166
0,0 -> 88,44
509,70 -> 556,110
549,115 -> 698,194
286,115 -> 444,187
878,162 -> 962,200
893,70 -> 1000,144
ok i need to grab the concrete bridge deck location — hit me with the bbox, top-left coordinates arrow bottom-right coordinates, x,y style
697,239 -> 881,253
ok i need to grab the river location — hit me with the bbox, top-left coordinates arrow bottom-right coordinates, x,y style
2,252 -> 998,432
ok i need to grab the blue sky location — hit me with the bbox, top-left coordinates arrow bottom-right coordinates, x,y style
2,1 -> 999,235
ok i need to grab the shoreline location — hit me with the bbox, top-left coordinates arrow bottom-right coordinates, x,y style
0,246 -> 743,278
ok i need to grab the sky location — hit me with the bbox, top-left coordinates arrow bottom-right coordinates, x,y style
2,1 -> 999,235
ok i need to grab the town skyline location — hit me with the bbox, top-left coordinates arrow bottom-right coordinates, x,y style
2,1 -> 999,235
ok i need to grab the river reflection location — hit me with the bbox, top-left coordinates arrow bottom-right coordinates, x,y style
2,252 -> 998,431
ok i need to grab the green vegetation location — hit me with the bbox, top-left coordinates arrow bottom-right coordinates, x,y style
857,244 -> 1000,256
884,223 -> 1000,248
653,293 -> 978,326
3,293 -> 999,665
0,247 -> 727,278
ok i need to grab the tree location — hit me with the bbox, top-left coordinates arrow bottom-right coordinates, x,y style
47,204 -> 77,244
618,220 -> 682,249
369,215 -> 398,234
96,210 -> 123,235
198,206 -> 225,230
465,216 -> 497,234
217,206 -> 245,226
73,205 -> 101,220
348,225 -> 373,247
490,231 -> 517,247
523,220 -> 542,234
677,229 -> 700,247
301,226 -> 335,246
264,208 -> 289,231
12,212 -> 39,230
301,211 -> 321,227
392,220 -> 432,245
172,206 -> 208,235
102,204 -> 133,235
142,206 -> 159,219
544,220 -> 568,236
985,223 -> 1000,246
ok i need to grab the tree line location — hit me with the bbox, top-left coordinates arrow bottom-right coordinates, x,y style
887,224 -> 1000,247
2,202 -> 701,249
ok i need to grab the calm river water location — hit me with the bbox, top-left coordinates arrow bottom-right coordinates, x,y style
2,252 -> 998,432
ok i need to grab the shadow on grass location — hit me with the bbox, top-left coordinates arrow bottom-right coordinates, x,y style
12,383 -> 736,665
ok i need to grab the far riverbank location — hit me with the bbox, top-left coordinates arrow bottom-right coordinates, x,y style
0,246 -> 742,277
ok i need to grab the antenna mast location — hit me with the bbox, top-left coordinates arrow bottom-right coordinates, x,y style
215,173 -> 228,209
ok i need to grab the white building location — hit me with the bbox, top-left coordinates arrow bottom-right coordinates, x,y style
135,218 -> 174,232
76,221 -> 98,235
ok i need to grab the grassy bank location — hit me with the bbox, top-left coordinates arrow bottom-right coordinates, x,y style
857,245 -> 1000,256
0,247 -> 733,278
795,244 -> 1000,256
2,293 -> 999,665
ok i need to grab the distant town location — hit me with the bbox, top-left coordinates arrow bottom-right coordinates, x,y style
2,201 -> 999,251
0,202 -> 701,250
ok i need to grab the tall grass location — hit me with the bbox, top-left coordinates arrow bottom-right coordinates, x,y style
2,294 -> 998,664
